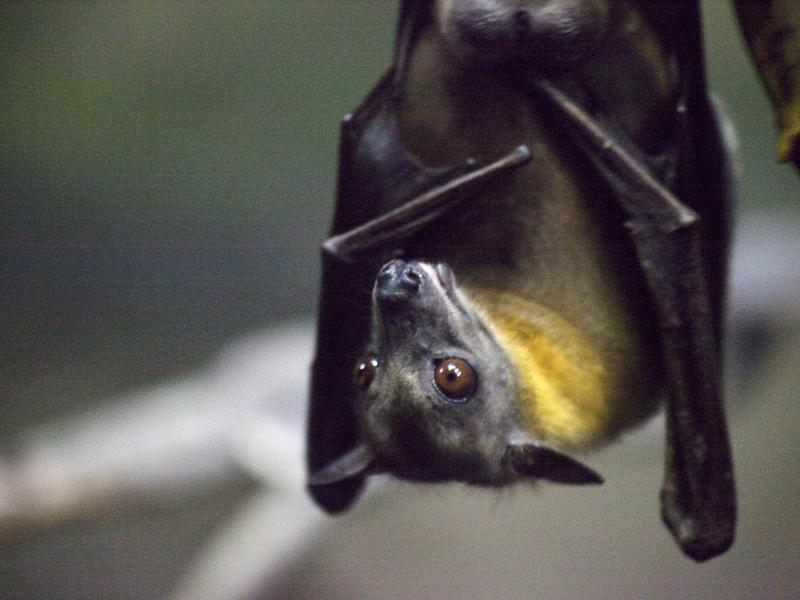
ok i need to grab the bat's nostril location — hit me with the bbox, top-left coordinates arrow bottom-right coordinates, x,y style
377,259 -> 403,285
381,259 -> 404,274
402,267 -> 422,290
374,261 -> 428,307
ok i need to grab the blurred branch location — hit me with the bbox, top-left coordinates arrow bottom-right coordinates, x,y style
0,322 -> 313,531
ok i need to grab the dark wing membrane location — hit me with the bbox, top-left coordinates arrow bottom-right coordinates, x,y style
535,0 -> 735,560
661,1 -> 736,559
307,71 -> 408,513
307,70 -> 484,512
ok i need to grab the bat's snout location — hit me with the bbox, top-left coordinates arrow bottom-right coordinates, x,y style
372,259 -> 464,342
375,259 -> 439,308
377,259 -> 421,291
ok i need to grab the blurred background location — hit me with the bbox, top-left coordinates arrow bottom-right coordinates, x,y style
0,1 -> 797,599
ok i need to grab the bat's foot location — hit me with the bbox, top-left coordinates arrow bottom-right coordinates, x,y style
661,489 -> 735,562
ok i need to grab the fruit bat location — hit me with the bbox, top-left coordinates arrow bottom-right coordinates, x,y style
307,0 -> 735,562
734,0 -> 800,169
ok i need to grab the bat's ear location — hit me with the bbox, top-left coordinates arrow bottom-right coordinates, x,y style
505,443 -> 604,485
308,444 -> 377,486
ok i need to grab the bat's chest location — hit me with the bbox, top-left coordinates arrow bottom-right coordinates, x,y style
398,47 -> 668,334
398,10 -> 672,306
409,133 -> 638,342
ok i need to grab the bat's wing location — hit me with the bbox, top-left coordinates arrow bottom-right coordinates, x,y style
653,2 -> 735,560
307,1 -> 432,513
307,71 -> 459,512
309,72 -> 530,511
531,2 -> 734,561
307,0 -> 532,510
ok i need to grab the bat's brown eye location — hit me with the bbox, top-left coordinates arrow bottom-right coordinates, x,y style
354,357 -> 378,390
434,357 -> 476,401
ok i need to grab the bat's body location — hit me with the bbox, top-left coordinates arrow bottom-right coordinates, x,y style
309,0 -> 735,561
392,3 -> 670,448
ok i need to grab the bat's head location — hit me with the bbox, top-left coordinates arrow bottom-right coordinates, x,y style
309,259 -> 602,489
432,0 -> 610,70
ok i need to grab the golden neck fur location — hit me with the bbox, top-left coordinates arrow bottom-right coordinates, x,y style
465,286 -> 642,449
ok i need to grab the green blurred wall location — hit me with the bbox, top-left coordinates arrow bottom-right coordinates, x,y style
0,2 -> 397,430
0,1 -> 795,430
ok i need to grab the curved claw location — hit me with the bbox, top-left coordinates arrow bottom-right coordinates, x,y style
308,444 -> 376,487
505,443 -> 603,485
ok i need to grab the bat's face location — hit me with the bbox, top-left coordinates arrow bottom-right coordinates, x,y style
433,0 -> 610,69
356,259 -> 518,483
308,259 -> 603,489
